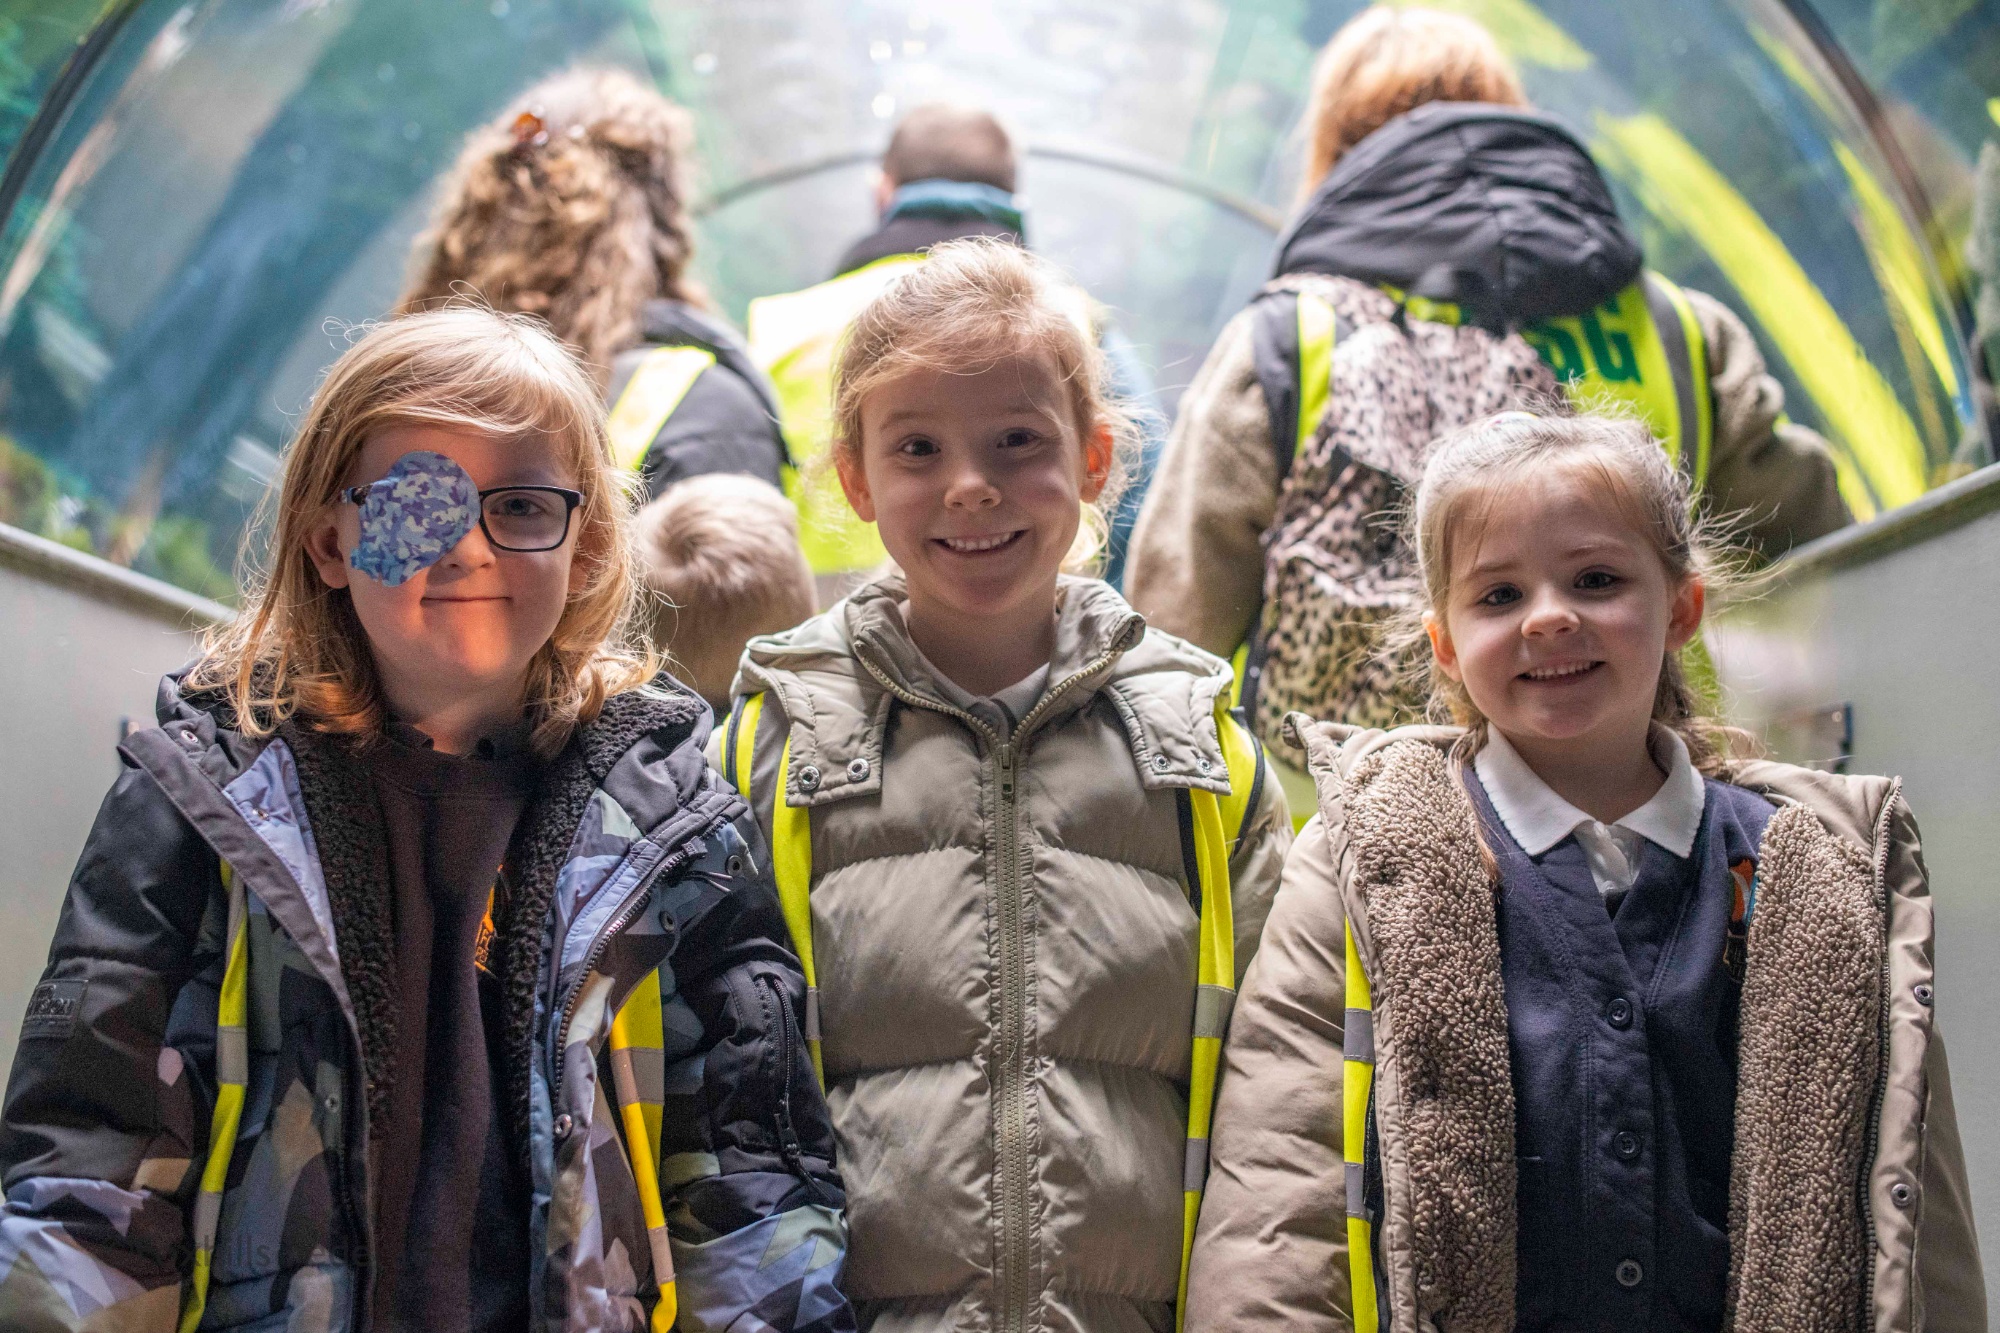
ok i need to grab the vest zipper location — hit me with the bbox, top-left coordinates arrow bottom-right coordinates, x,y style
1857,782 -> 1901,1326
852,635 -> 1134,1333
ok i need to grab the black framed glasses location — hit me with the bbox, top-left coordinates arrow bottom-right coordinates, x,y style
342,482 -> 584,553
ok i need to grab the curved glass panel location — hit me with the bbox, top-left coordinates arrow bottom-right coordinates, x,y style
0,0 -> 1984,602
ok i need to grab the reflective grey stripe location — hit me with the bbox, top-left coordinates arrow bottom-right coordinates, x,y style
611,1045 -> 665,1103
804,987 -> 821,1042
1345,1160 -> 1368,1219
1643,272 -> 1700,486
192,1189 -> 224,1247
1343,1008 -> 1374,1064
1194,984 -> 1236,1039
217,1026 -> 249,1085
1184,1137 -> 1210,1192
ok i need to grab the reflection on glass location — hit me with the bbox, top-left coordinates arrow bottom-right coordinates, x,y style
0,0 -> 1984,600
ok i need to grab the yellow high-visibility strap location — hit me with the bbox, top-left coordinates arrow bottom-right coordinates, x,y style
180,862 -> 250,1333
609,969 -> 676,1331
1343,920 -> 1379,1333
1651,273 -> 1715,492
1295,293 -> 1338,461
1227,642 -> 1248,710
727,693 -> 765,797
606,345 -> 717,472
772,736 -> 822,1086
1176,705 -> 1256,1330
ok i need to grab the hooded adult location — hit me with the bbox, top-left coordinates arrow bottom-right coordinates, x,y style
1125,7 -> 1851,788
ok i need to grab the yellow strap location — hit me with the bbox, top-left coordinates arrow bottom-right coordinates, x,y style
1652,273 -> 1715,491
1295,293 -> 1337,460
1176,705 -> 1254,1330
728,693 -> 765,797
180,863 -> 250,1333
606,345 -> 717,472
609,969 -> 677,1325
772,736 -> 823,1086
1343,921 -> 1379,1333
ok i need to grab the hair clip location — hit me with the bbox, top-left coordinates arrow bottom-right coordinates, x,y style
510,109 -> 550,154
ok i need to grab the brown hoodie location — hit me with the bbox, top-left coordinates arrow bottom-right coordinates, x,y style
1185,718 -> 1983,1333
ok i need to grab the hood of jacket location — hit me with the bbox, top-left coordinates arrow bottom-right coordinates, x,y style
1271,101 -> 1642,329
734,574 -> 1240,806
637,297 -> 783,423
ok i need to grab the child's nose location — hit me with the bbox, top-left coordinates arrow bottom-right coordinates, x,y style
440,520 -> 500,570
1520,588 -> 1579,635
943,465 -> 1002,508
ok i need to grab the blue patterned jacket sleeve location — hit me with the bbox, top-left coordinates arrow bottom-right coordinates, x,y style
656,802 -> 854,1333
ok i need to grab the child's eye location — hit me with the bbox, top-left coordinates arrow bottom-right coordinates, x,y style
898,436 -> 939,458
999,428 -> 1041,449
1576,569 -> 1620,591
1476,584 -> 1521,608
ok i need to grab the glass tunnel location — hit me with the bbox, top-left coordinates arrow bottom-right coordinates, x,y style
3,0 -> 2000,1309
0,0 -> 1993,601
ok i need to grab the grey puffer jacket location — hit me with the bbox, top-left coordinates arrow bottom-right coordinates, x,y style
1186,719 -> 1984,1333
723,576 -> 1292,1333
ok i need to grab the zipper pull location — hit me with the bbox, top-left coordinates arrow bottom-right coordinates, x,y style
996,743 -> 1015,799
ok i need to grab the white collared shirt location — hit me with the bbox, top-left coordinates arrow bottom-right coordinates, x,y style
1474,727 -> 1707,901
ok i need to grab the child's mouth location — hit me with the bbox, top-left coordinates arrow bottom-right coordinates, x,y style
935,530 -> 1025,555
1519,660 -> 1600,684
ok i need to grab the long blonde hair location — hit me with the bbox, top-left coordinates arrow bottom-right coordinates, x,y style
187,306 -> 655,756
831,238 -> 1139,569
1301,6 -> 1526,196
397,67 -> 705,383
1406,411 -> 1742,774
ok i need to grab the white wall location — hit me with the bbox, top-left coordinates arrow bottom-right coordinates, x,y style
0,524 -> 225,1078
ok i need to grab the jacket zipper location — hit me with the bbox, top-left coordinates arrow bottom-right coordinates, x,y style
1857,781 -> 1901,1328
548,846 -> 692,1117
855,637 -> 1131,1333
758,973 -> 835,1207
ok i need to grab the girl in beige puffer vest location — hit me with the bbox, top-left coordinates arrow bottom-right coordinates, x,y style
1187,411 -> 1982,1333
717,240 -> 1291,1333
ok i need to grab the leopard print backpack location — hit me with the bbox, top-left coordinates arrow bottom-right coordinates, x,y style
1241,274 -> 1560,751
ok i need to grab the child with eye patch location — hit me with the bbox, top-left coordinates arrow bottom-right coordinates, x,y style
0,307 -> 856,1333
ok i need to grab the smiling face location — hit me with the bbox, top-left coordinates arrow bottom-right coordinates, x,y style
1426,464 -> 1703,766
306,422 -> 583,735
836,350 -> 1112,640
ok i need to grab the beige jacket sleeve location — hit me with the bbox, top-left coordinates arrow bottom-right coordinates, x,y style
1917,1029 -> 1986,1332
1226,751 -> 1294,982
1688,287 -> 1853,555
1126,307 -> 1284,657
1186,815 -> 1355,1332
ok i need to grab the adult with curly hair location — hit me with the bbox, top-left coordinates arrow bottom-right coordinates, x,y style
400,66 -> 786,498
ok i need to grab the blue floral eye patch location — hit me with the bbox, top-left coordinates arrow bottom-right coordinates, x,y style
343,451 -> 479,587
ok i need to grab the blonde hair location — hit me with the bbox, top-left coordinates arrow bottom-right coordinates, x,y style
1406,410 -> 1741,774
635,474 -> 815,707
831,238 -> 1137,569
187,306 -> 655,757
1302,7 -> 1526,194
397,67 -> 705,383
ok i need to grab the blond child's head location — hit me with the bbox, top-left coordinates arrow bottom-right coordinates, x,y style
189,305 -> 652,756
635,474 -> 815,710
828,239 -> 1134,685
397,66 -> 704,383
1410,410 -> 1734,773
1302,7 -> 1525,194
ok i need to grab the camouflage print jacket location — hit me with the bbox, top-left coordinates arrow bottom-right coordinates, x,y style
0,673 -> 855,1333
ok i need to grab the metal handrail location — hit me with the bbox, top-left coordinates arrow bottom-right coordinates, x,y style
694,141 -> 1286,234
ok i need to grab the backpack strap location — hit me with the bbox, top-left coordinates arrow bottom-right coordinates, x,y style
1175,704 -> 1262,1330
1249,287 -> 1340,486
724,692 -> 824,1087
180,862 -> 251,1333
1642,272 -> 1713,493
1342,918 -> 1382,1333
608,968 -> 678,1331
606,344 -> 718,472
